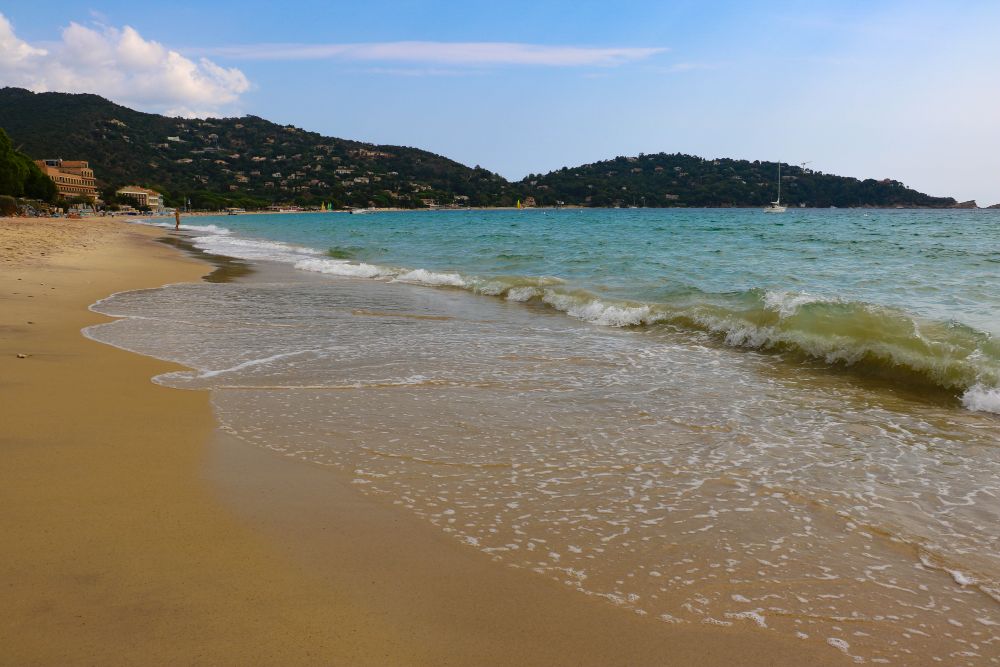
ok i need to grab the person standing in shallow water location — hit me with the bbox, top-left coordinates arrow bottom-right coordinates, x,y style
174,208 -> 181,230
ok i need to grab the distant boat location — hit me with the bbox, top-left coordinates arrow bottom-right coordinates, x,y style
763,162 -> 787,213
350,207 -> 374,215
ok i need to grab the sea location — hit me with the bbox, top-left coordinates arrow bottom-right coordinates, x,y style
87,208 -> 1000,664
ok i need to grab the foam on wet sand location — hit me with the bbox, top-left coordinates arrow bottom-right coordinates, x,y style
0,217 -> 841,665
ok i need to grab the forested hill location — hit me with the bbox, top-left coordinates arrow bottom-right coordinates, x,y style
520,154 -> 957,208
0,87 -> 957,209
0,88 -> 511,209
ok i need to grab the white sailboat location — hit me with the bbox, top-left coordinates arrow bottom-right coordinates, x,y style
764,162 -> 787,213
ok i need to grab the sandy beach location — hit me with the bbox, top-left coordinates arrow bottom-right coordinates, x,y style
0,217 -> 844,665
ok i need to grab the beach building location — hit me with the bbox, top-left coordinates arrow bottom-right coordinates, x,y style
34,159 -> 98,201
116,185 -> 165,212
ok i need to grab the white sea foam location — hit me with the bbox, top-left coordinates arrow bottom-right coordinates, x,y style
294,257 -> 397,279
195,350 -> 315,379
725,610 -> 768,628
137,219 -> 233,235
505,286 -> 539,302
473,281 -> 507,296
472,278 -> 561,300
826,637 -> 850,651
192,234 -> 322,263
393,268 -> 467,287
541,292 -> 658,327
826,638 -> 864,663
179,223 -> 232,234
948,569 -> 977,586
961,384 -> 1000,414
84,250 -> 1000,665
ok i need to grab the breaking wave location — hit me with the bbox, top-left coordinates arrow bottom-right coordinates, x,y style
175,224 -> 1000,413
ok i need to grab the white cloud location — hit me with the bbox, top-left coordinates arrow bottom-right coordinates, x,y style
0,13 -> 249,116
0,14 -> 47,66
208,41 -> 667,67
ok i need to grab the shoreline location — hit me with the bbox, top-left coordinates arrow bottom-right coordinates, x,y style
142,204 -> 1000,216
1,216 -> 841,664
32,203 -> 997,223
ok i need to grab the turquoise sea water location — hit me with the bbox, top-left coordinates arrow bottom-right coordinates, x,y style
177,208 -> 1000,408
89,208 -> 1000,663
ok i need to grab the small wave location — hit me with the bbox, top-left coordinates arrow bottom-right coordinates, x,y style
472,275 -> 565,301
137,219 -> 233,235
505,286 -> 538,302
501,286 -> 999,402
192,235 -> 322,263
180,223 -> 231,235
664,291 -> 1000,398
542,292 -> 661,327
393,268 -> 467,287
295,257 -> 396,279
762,289 -> 836,318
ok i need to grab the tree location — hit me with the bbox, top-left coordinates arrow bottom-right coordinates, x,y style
23,162 -> 56,200
0,128 -> 29,196
0,127 -> 57,202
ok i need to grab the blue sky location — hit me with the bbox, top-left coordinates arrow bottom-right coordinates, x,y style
2,1 -> 999,204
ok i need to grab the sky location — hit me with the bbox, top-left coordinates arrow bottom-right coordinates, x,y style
1,1 -> 998,204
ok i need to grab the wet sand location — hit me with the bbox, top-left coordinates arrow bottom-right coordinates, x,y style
0,217 -> 841,665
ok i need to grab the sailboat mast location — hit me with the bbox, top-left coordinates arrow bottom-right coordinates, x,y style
777,162 -> 781,203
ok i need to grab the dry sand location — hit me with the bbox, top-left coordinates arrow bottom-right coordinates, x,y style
0,217 -> 842,665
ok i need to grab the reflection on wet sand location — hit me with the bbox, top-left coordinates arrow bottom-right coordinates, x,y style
87,263 -> 1000,665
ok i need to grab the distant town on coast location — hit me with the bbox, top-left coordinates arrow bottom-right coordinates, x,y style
2,87 -> 994,217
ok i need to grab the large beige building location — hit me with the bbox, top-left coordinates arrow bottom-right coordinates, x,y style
35,159 -> 98,202
116,185 -> 164,211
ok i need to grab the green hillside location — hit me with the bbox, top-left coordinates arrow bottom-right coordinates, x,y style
520,153 -> 957,208
0,87 -> 957,210
0,88 -> 512,209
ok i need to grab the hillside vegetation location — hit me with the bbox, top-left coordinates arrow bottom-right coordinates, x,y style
520,154 -> 956,208
0,88 -> 511,209
0,88 -> 956,210
0,127 -> 57,205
